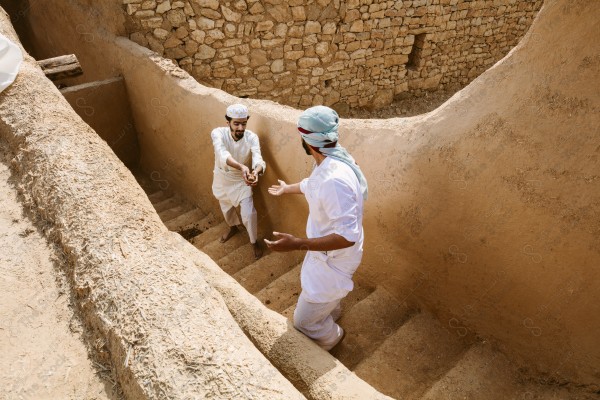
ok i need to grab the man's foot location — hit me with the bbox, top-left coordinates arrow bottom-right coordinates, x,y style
252,241 -> 263,259
324,327 -> 346,352
220,226 -> 238,243
331,306 -> 342,322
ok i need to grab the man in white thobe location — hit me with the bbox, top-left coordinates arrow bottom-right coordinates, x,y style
211,104 -> 266,259
265,105 -> 368,350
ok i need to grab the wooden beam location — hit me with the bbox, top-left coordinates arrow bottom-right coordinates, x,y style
37,54 -> 83,81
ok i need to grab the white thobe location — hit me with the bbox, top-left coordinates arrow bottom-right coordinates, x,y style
211,127 -> 266,242
299,156 -> 364,302
294,156 -> 364,349
211,127 -> 266,207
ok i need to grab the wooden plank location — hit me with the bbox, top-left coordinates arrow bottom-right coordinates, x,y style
36,54 -> 82,81
42,64 -> 83,80
37,54 -> 78,69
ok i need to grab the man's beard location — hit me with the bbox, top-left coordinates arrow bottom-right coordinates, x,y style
301,139 -> 311,155
231,128 -> 244,140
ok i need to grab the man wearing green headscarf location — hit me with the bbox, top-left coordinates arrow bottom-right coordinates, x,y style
265,106 -> 367,351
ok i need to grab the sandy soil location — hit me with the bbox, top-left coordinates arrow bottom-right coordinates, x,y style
0,144 -> 119,400
344,88 -> 458,119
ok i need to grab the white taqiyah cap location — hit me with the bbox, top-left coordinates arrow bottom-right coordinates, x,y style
226,104 -> 249,119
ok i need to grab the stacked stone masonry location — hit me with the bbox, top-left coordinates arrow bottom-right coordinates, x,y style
124,0 -> 542,110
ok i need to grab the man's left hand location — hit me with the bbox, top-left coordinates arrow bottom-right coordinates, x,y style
248,170 -> 259,186
264,232 -> 302,252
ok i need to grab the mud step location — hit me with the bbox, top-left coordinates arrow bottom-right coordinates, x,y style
176,213 -> 219,241
329,286 -> 412,369
200,230 -> 250,261
255,264 -> 302,312
177,213 -> 219,242
147,189 -> 170,204
281,303 -> 296,320
134,173 -> 162,193
159,204 -> 191,222
354,312 -> 469,400
280,283 -> 373,321
420,342 -> 588,400
217,242 -> 268,275
190,221 -> 229,249
232,251 -> 301,294
153,196 -> 181,213
164,208 -> 206,231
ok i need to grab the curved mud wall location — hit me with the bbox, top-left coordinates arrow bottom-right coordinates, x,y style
0,8 -> 304,400
9,0 -> 600,388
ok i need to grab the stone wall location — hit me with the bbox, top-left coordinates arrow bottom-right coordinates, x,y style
123,0 -> 542,110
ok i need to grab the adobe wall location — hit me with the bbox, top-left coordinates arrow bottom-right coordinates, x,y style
0,7 -> 305,399
8,0 -> 599,390
123,0 -> 542,110
61,78 -> 140,169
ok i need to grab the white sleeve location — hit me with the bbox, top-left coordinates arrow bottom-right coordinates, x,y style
210,128 -> 231,169
320,178 -> 361,243
299,178 -> 309,194
250,133 -> 266,173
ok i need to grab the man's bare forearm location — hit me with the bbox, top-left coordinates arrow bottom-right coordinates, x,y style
297,233 -> 354,251
226,156 -> 246,171
283,182 -> 302,194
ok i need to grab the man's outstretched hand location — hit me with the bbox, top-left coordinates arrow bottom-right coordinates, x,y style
265,232 -> 354,252
241,165 -> 253,185
246,167 -> 262,186
268,180 -> 288,196
264,231 -> 303,252
246,171 -> 258,186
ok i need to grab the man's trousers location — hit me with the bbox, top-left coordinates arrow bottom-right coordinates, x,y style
293,291 -> 344,351
219,196 -> 258,244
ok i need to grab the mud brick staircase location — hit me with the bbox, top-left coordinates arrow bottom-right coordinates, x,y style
135,174 -> 597,400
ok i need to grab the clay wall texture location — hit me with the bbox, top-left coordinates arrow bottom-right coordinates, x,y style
8,0 -> 599,389
123,0 -> 542,110
0,17 -> 305,399
61,77 -> 140,169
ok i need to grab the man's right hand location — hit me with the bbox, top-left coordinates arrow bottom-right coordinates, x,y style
241,165 -> 252,185
264,231 -> 301,252
268,180 -> 288,196
226,156 -> 253,185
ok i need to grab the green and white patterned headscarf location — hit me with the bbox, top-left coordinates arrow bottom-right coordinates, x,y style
298,106 -> 368,200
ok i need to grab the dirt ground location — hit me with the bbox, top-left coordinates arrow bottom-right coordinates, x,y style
0,145 -> 119,400
342,88 -> 458,119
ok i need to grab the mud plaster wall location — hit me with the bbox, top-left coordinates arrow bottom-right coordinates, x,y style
123,0 -> 542,110
11,0 -> 600,387
2,0 -> 141,169
61,78 -> 140,169
0,7 -> 305,399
